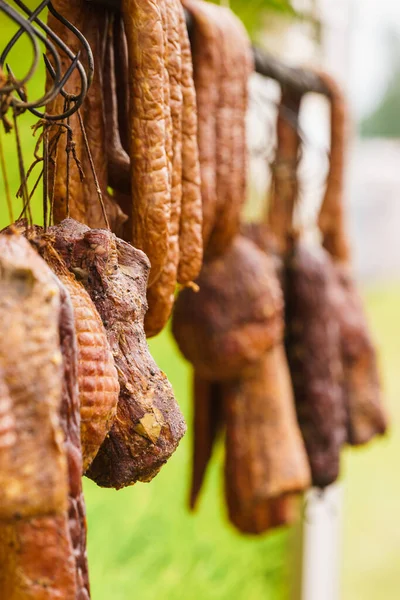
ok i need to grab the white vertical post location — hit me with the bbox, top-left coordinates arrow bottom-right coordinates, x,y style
291,485 -> 344,600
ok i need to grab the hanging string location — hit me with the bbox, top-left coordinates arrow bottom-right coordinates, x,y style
77,108 -> 110,230
12,105 -> 33,226
0,126 -> 14,223
65,97 -> 71,217
43,124 -> 49,231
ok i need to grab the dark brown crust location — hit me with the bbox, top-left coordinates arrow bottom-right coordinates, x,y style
285,241 -> 347,487
173,236 -> 284,381
189,375 -> 223,510
80,7 -> 127,234
52,219 -> 186,487
317,71 -> 350,262
113,16 -> 130,155
0,233 -> 67,519
331,265 -> 387,445
103,23 -> 131,199
267,88 -> 302,256
223,346 -> 310,534
122,0 -> 171,286
176,3 -> 203,284
46,0 -> 86,224
182,0 -> 220,249
144,0 -> 183,337
205,5 -> 253,259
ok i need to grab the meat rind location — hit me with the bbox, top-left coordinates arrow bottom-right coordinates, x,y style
331,265 -> 387,445
223,345 -> 310,534
145,0 -> 183,336
182,0 -> 220,249
173,236 -> 283,381
0,236 -> 90,599
81,7 -> 127,234
52,218 -> 186,487
285,241 -> 347,487
205,5 -> 253,258
122,0 -> 171,286
0,233 -> 67,519
177,2 -> 203,284
40,241 -> 119,472
46,0 -> 85,224
56,276 -> 90,598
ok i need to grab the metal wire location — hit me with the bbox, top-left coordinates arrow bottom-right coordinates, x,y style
0,0 -> 93,119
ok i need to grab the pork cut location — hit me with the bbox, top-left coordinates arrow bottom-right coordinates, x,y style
51,218 -> 186,487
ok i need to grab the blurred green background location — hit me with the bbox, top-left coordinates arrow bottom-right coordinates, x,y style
1,3 -> 400,599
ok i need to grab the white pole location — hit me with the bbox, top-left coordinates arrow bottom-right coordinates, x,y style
291,485 -> 344,600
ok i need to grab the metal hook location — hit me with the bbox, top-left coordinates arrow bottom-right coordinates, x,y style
0,0 -> 40,93
3,2 -> 63,111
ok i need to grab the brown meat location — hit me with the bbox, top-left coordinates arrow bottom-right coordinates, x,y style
317,71 -> 350,263
0,515 -> 77,599
331,265 -> 387,445
56,275 -> 90,598
223,347 -> 310,535
317,72 -> 387,445
267,89 -> 302,256
182,0 -> 220,249
0,233 -> 67,520
46,0 -> 85,223
38,240 -> 120,472
205,5 -> 253,259
80,6 -> 127,234
103,23 -> 131,198
189,375 -> 223,510
145,0 -> 183,336
176,3 -> 203,285
173,236 -> 283,381
113,16 -> 130,154
122,0 -> 171,286
52,218 -> 186,487
0,234 -> 90,598
285,241 -> 347,487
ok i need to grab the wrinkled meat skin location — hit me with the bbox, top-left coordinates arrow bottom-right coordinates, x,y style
0,234 -> 89,598
52,219 -> 186,487
81,7 -> 127,234
122,0 -> 171,286
57,278 -> 90,599
39,240 -> 119,473
182,0 -> 220,249
189,375 -> 223,510
331,265 -> 387,445
205,5 -> 253,259
317,71 -> 350,263
177,2 -> 203,285
316,74 -> 386,444
0,515 -> 77,599
267,90 -> 302,256
103,24 -> 131,198
0,234 -> 66,519
145,0 -> 183,336
46,3 -> 126,232
173,236 -> 283,381
223,346 -> 310,534
46,0 -> 85,223
285,241 -> 347,488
